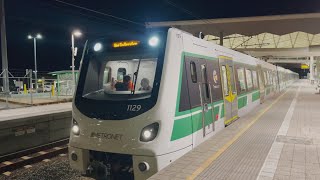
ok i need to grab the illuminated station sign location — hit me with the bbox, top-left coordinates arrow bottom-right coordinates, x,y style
112,40 -> 140,48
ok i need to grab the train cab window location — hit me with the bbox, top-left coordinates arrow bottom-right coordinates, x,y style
117,68 -> 127,81
221,66 -> 229,96
252,70 -> 258,89
237,68 -> 246,92
103,67 -> 112,84
82,56 -> 158,101
246,69 -> 253,90
190,61 -> 197,83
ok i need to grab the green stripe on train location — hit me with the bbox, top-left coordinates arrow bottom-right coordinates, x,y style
171,103 -> 223,141
252,91 -> 260,102
238,96 -> 248,109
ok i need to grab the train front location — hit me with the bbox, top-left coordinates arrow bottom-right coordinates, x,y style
69,31 -> 167,180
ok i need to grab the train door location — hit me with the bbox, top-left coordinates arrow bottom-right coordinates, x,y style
219,57 -> 238,126
184,57 -> 213,141
199,62 -> 214,136
257,65 -> 265,103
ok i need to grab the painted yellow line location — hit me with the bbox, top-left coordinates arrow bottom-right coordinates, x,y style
187,90 -> 289,180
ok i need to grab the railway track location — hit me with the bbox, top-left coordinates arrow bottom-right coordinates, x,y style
0,138 -> 69,175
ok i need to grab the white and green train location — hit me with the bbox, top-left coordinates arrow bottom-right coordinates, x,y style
69,28 -> 298,180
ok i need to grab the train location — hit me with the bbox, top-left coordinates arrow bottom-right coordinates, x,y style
68,27 -> 299,180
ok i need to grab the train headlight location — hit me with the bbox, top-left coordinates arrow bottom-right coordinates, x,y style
140,123 -> 159,142
148,36 -> 159,47
72,119 -> 80,136
94,42 -> 102,52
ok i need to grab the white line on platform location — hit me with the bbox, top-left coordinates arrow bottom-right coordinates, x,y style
256,85 -> 300,180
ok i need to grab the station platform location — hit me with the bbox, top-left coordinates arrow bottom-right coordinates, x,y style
0,102 -> 72,156
0,102 -> 71,122
150,80 -> 320,180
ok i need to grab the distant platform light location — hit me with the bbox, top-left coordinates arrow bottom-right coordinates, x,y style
73,30 -> 82,37
94,43 -> 102,52
148,36 -> 159,47
28,35 -> 33,39
36,34 -> 42,39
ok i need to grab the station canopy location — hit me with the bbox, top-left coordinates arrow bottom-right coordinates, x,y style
146,13 -> 320,50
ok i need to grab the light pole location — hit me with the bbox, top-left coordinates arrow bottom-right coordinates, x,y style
71,30 -> 82,88
28,33 -> 42,91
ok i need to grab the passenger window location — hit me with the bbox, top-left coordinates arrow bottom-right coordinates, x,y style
264,71 -> 268,86
201,64 -> 210,100
190,61 -> 197,83
237,68 -> 246,92
269,72 -> 272,85
103,67 -> 112,84
246,69 -> 253,89
117,68 -> 127,81
221,66 -> 229,96
252,70 -> 258,89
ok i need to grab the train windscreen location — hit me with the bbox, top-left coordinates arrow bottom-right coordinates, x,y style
81,53 -> 158,101
74,30 -> 167,120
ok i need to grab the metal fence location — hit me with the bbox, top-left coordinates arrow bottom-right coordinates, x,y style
0,73 -> 73,110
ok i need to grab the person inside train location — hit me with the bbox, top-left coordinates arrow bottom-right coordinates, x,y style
139,78 -> 152,91
115,75 -> 134,91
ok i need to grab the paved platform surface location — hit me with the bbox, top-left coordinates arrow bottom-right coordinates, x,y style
0,102 -> 72,122
150,80 -> 320,180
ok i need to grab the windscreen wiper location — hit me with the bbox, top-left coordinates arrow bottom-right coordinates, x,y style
132,59 -> 141,95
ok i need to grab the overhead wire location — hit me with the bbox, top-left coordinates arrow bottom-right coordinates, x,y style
163,0 -> 224,41
51,0 -> 145,27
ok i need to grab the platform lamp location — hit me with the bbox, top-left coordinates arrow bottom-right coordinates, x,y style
28,33 -> 42,92
71,30 -> 82,88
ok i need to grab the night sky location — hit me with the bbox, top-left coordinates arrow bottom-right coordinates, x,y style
2,0 -> 320,75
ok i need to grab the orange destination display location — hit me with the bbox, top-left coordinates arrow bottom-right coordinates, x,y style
112,40 -> 140,48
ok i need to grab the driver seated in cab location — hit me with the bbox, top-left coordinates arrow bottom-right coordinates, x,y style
115,75 -> 134,91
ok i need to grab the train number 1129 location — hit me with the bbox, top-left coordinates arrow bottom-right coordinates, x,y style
127,105 -> 141,112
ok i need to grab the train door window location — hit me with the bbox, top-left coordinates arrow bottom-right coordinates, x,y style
103,67 -> 112,84
221,66 -> 229,96
229,66 -> 236,92
190,61 -> 197,83
201,64 -> 210,100
246,69 -> 253,90
252,70 -> 258,89
237,68 -> 246,92
117,68 -> 126,81
264,71 -> 268,86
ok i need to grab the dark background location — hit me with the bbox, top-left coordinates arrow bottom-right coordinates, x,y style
1,0 -> 320,75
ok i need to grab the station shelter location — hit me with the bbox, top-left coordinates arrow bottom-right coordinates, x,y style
48,70 -> 79,96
